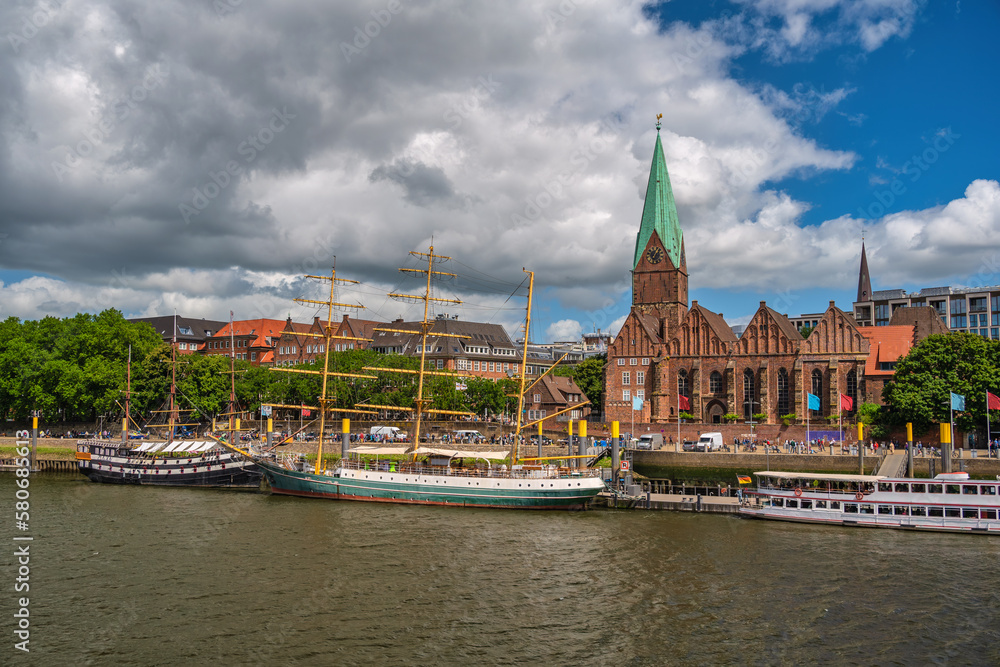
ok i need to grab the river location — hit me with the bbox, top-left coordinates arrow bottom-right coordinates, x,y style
5,473 -> 1000,665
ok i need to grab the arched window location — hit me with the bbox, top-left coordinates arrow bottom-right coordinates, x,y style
777,368 -> 789,416
743,369 -> 756,420
709,371 -> 722,394
811,369 -> 823,415
678,369 -> 689,400
846,369 -> 858,413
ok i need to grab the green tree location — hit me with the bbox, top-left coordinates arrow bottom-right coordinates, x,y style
882,333 -> 1000,436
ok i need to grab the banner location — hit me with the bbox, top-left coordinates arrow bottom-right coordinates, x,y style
988,391 -> 1000,411
840,393 -> 853,411
737,475 -> 752,485
807,393 -> 820,410
632,396 -> 644,411
678,394 -> 690,410
950,392 -> 965,411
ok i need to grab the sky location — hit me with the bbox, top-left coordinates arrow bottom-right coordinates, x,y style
1,0 -> 997,342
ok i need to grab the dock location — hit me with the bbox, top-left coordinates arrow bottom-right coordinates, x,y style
597,490 -> 740,513
0,458 -> 79,473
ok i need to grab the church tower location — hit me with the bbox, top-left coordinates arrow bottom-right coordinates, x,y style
632,120 -> 688,336
857,239 -> 872,302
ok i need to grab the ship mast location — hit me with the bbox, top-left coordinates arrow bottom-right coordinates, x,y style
512,269 -> 534,463
168,313 -> 178,442
271,264 -> 376,475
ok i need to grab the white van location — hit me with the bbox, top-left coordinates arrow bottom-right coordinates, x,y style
370,426 -> 406,441
697,432 -> 724,452
636,433 -> 664,450
453,430 -> 484,442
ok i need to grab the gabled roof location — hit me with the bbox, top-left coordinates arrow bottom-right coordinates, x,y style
633,126 -> 683,270
129,315 -> 228,342
633,312 -> 663,345
214,318 -> 287,348
763,306 -> 803,342
690,302 -> 738,343
857,325 -> 915,376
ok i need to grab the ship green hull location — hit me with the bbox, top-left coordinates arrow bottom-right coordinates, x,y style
257,460 -> 604,510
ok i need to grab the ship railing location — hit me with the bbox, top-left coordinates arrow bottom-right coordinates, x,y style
336,458 -> 601,479
756,481 -> 874,496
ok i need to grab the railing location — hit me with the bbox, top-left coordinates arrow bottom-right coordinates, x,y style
337,458 -> 601,480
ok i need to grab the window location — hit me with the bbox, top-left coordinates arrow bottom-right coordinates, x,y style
981,485 -> 997,496
489,362 -> 495,372
845,369 -> 857,413
811,369 -> 822,415
951,315 -> 967,329
636,371 -> 645,385
179,342 -> 187,350
251,352 -> 256,361
875,304 -> 890,325
910,484 -> 925,493
743,369 -> 756,420
617,358 -> 625,366
622,390 -> 631,401
951,299 -> 967,316
622,372 -> 630,385
635,390 -> 644,400
534,394 -> 541,403
641,358 -> 649,365
630,358 -> 637,365
710,371 -> 722,395
970,297 -> 987,312
474,361 -> 480,371
437,359 -> 444,369
777,368 -> 789,415
678,369 -> 689,403
911,506 -> 926,516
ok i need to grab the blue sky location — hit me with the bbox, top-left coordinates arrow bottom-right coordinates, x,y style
0,0 -> 997,343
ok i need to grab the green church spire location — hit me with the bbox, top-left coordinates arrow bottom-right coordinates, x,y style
633,121 -> 683,269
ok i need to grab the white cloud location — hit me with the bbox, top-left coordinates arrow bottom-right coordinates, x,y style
546,319 -> 583,342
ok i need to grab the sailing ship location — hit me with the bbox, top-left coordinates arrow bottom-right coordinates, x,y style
76,317 -> 263,489
230,248 -> 606,509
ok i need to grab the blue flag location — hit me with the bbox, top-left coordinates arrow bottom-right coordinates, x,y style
951,392 -> 965,411
807,393 -> 821,410
632,396 -> 644,411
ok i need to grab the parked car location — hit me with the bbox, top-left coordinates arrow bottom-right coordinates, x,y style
682,440 -> 699,452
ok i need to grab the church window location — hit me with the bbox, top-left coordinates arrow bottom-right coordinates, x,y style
811,369 -> 823,415
846,369 -> 858,413
710,371 -> 722,394
743,369 -> 756,420
777,368 -> 789,415
678,369 -> 689,401
622,372 -> 630,385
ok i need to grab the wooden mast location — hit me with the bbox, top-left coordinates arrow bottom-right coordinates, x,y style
513,269 -> 533,464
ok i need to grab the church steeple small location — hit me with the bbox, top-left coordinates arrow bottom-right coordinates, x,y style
857,238 -> 872,302
633,118 -> 683,270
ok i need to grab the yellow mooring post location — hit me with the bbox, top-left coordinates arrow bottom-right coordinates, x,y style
267,417 -> 273,448
122,416 -> 127,447
941,422 -> 952,474
342,418 -> 350,458
611,421 -> 620,485
578,420 -> 587,471
538,420 -> 544,459
906,422 -> 914,476
565,419 -> 572,461
31,415 -> 38,472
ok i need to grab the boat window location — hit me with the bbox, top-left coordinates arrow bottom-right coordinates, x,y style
962,485 -> 979,495
945,507 -> 961,518
815,500 -> 827,509
894,506 -> 909,515
946,485 -> 961,494
800,500 -> 812,509
911,484 -> 926,493
980,485 -> 997,496
929,484 -> 943,494
879,482 -> 893,492
844,503 -> 858,514
859,504 -> 875,515
928,507 -> 944,517
911,506 -> 927,516
877,504 -> 893,514
982,509 -> 997,520
785,499 -> 798,509
772,498 -> 783,508
962,508 -> 978,519
894,483 -> 909,492
830,501 -> 841,511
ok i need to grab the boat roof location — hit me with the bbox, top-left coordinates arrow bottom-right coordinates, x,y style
348,446 -> 509,460
753,471 -> 885,483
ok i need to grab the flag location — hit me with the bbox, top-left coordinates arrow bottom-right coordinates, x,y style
988,391 -> 1000,411
678,394 -> 691,411
737,475 -> 752,485
807,393 -> 820,410
840,393 -> 854,411
301,407 -> 311,417
631,396 -> 644,411
951,392 -> 965,411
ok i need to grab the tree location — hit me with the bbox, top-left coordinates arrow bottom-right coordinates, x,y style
569,354 -> 606,407
881,333 -> 1000,437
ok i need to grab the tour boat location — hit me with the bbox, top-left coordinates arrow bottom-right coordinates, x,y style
740,470 -> 1000,534
76,439 -> 262,488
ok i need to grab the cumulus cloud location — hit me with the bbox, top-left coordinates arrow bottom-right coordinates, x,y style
546,319 -> 583,342
0,0 -> 986,346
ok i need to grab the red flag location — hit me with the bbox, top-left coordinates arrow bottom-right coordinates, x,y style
301,407 -> 311,417
840,393 -> 853,411
678,394 -> 690,410
988,391 -> 1000,411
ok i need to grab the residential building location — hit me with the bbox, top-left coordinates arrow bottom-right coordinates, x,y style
128,316 -> 227,354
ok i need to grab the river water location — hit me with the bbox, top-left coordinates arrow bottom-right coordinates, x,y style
5,473 -> 1000,665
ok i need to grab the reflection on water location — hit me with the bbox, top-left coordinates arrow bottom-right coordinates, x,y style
10,474 -> 1000,665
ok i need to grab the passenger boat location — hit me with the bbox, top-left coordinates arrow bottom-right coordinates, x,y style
76,318 -> 262,490
231,249 -> 605,510
740,470 -> 1000,534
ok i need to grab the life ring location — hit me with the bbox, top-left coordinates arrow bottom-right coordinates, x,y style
855,491 -> 864,501
793,487 -> 802,497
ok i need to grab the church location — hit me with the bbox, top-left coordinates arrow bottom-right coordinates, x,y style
603,123 -> 880,427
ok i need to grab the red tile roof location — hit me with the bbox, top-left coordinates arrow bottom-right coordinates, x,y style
214,319 -> 287,348
857,325 -> 915,376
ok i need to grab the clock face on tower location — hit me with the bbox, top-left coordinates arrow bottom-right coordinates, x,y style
645,246 -> 663,265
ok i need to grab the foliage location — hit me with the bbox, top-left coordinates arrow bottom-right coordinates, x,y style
752,412 -> 767,423
881,333 -> 1000,434
678,411 -> 696,421
722,413 -> 739,423
799,326 -> 814,338
548,355 -> 605,407
780,413 -> 796,425
856,403 -> 881,425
